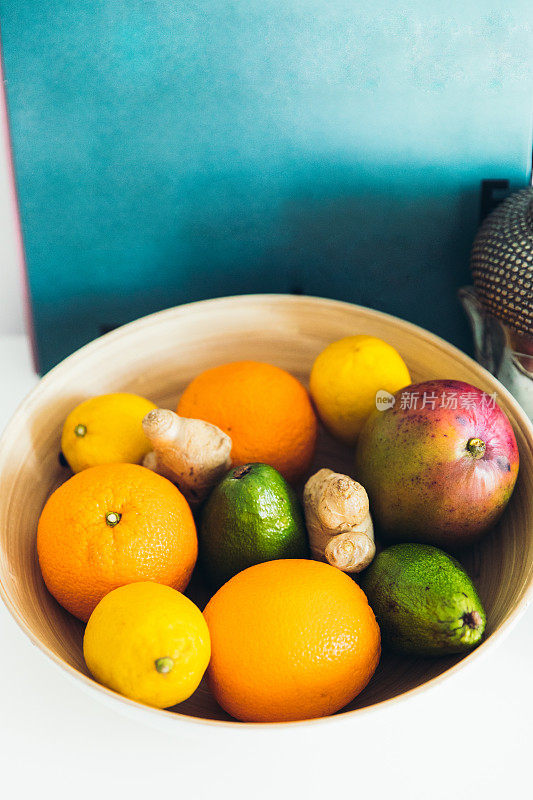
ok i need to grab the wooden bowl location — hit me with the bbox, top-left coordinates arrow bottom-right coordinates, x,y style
1,295 -> 532,730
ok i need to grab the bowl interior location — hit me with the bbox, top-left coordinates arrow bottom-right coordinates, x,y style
0,295 -> 532,725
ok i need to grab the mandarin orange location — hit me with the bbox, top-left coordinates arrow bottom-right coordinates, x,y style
177,361 -> 317,483
203,559 -> 381,722
37,463 -> 197,622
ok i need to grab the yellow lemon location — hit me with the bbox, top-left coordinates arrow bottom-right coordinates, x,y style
83,582 -> 211,709
310,335 -> 411,444
61,392 -> 157,472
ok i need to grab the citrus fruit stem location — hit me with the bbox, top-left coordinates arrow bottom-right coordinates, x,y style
232,465 -> 252,479
74,424 -> 87,437
105,511 -> 122,527
155,656 -> 174,674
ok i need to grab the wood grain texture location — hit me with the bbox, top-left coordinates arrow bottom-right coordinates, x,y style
0,294 -> 532,728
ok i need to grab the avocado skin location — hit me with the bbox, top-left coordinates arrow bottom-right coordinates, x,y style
200,462 -> 309,588
360,543 -> 486,656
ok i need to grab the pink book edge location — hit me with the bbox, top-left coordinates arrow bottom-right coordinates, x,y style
0,35 -> 40,373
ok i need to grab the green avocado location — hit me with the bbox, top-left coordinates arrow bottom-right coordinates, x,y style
361,543 -> 486,656
199,462 -> 309,588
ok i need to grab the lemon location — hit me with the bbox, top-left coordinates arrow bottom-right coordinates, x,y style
61,392 -> 157,472
310,335 -> 411,444
83,582 -> 211,709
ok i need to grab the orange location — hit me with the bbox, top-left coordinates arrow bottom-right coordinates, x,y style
203,559 -> 381,722
37,463 -> 197,622
177,361 -> 318,483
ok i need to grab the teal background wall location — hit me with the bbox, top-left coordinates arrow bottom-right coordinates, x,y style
1,1 -> 532,373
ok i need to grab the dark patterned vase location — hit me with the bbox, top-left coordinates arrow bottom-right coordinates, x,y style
460,188 -> 533,418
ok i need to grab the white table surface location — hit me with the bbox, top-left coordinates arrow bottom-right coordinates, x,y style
0,333 -> 531,800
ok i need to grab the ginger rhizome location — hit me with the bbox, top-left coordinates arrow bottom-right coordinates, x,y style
303,468 -> 375,573
142,408 -> 232,507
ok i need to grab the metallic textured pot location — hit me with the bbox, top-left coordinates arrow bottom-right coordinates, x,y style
460,188 -> 533,418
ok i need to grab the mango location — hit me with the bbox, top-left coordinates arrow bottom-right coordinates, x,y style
354,379 -> 519,547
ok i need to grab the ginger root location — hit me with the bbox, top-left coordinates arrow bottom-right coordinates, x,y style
142,408 -> 232,507
303,468 -> 375,573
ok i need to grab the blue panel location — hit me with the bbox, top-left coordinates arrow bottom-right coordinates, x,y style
1,1 -> 532,372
